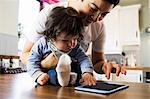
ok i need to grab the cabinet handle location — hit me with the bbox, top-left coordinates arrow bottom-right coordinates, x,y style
140,74 -> 141,82
116,41 -> 118,46
136,31 -> 138,38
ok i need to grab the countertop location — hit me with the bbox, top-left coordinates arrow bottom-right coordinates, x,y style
0,73 -> 150,99
124,66 -> 150,71
0,54 -> 19,59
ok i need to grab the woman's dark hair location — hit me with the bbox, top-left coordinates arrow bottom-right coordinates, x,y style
105,0 -> 120,7
44,6 -> 84,41
81,0 -> 120,7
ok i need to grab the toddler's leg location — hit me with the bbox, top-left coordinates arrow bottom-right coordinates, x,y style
48,69 -> 57,85
56,54 -> 71,86
71,62 -> 82,84
70,72 -> 77,85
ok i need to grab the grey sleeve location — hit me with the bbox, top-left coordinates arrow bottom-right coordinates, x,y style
26,38 -> 46,82
92,21 -> 105,52
25,7 -> 49,43
74,44 -> 93,74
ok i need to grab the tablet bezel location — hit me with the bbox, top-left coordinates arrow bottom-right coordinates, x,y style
75,81 -> 129,95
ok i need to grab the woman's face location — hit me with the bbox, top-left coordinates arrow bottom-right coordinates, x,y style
69,0 -> 114,26
52,32 -> 78,53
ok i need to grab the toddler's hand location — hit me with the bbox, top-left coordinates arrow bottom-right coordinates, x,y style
37,73 -> 49,85
80,72 -> 96,86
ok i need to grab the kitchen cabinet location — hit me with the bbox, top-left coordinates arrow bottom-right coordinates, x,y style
0,33 -> 18,55
93,71 -> 113,81
104,4 -> 141,54
94,70 -> 143,83
0,34 -> 7,54
113,70 -> 143,83
119,4 -> 141,45
104,6 -> 122,54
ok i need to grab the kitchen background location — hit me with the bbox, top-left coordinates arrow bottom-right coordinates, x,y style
0,0 -> 150,67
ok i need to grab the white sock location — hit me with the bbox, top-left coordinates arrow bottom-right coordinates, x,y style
56,54 -> 71,86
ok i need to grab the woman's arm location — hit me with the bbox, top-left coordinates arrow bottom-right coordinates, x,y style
20,40 -> 58,68
20,40 -> 34,64
92,50 -> 126,79
92,50 -> 105,73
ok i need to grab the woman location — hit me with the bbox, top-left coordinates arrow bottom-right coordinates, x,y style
21,0 -> 126,81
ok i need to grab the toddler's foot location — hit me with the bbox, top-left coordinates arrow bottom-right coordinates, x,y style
56,54 -> 71,86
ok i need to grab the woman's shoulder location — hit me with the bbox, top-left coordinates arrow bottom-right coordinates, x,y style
42,1 -> 68,14
84,21 -> 105,37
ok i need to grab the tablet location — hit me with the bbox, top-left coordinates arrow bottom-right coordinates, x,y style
75,81 -> 129,95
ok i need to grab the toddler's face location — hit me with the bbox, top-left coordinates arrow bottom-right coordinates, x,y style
52,32 -> 78,53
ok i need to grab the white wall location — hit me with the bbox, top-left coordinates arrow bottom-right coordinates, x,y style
140,33 -> 150,67
0,0 -> 19,36
18,0 -> 39,35
0,0 -> 19,54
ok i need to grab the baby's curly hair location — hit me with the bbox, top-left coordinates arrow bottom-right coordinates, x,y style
44,6 -> 84,41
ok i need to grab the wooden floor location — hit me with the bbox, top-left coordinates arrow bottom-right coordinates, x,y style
0,73 -> 150,99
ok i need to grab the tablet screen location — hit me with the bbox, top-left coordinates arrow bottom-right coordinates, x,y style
83,81 -> 124,91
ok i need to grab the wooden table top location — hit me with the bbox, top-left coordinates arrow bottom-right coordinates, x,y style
0,54 -> 19,59
125,66 -> 150,71
0,73 -> 150,99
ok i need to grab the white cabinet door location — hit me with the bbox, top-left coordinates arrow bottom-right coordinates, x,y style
0,34 -> 7,54
119,5 -> 141,45
0,34 -> 2,54
104,6 -> 122,54
0,34 -> 18,55
113,70 -> 143,83
93,71 -> 113,81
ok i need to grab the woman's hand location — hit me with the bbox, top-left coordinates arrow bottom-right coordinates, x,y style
102,62 -> 127,79
92,51 -> 126,80
80,72 -> 96,86
37,73 -> 49,85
